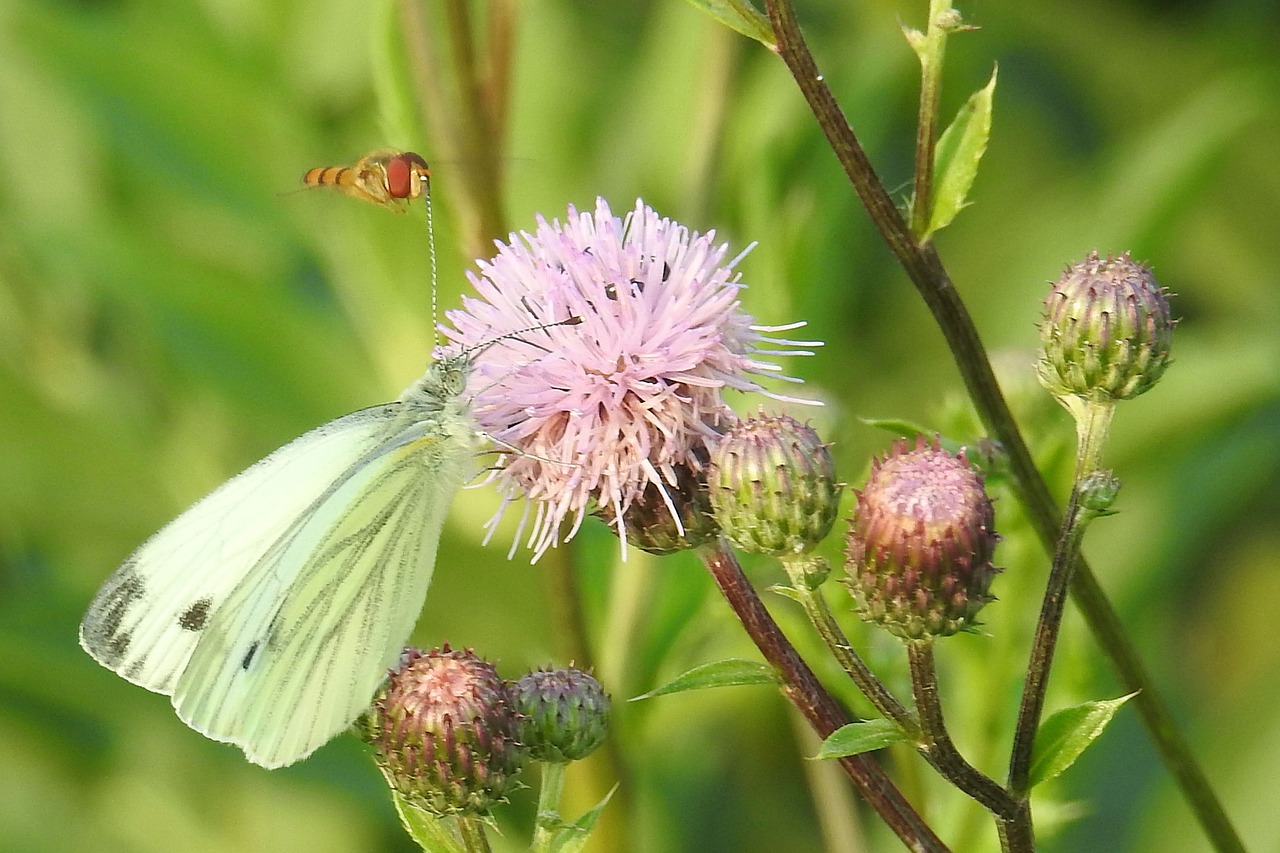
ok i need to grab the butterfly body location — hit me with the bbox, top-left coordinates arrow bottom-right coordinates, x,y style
80,354 -> 474,768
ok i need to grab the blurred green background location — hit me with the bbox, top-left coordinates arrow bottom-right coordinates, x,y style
2,0 -> 1278,851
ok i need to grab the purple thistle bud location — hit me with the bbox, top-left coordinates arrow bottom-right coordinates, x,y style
709,413 -> 843,557
438,199 -> 819,559
844,436 -> 1000,640
510,668 -> 611,764
371,646 -> 523,817
1036,251 -> 1174,403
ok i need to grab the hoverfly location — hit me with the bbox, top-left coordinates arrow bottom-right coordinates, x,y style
302,150 -> 431,212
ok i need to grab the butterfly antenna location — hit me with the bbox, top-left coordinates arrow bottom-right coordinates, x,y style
463,316 -> 583,360
425,177 -> 438,350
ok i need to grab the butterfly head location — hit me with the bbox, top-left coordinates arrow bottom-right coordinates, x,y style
421,353 -> 473,401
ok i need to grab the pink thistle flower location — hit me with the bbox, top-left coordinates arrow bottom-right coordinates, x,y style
438,198 -> 819,559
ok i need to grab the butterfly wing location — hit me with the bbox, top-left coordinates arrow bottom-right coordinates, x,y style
80,399 -> 473,768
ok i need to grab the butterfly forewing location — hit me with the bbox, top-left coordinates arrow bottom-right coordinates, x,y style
79,406 -> 405,694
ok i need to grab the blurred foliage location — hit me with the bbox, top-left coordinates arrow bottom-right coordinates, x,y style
1,0 -> 1278,851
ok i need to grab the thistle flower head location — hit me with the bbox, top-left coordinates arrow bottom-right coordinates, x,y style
439,199 -> 817,559
1036,251 -> 1174,403
844,436 -> 1000,640
510,667 -> 611,764
709,412 -> 843,557
370,646 -> 522,817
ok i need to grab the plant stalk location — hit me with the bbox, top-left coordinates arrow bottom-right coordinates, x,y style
760,2 -> 1244,849
1008,400 -> 1112,794
909,0 -> 952,238
906,641 -> 1018,821
532,761 -> 568,853
700,541 -> 950,852
781,560 -> 917,735
457,815 -> 493,853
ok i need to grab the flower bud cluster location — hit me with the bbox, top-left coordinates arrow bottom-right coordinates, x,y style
370,649 -> 611,816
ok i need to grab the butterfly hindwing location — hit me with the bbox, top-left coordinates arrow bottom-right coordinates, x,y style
174,423 -> 469,767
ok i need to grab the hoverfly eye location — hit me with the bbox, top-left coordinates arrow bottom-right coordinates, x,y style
386,156 -> 413,199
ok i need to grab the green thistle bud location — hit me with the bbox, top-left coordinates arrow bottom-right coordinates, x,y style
844,436 -> 1000,640
1078,469 -> 1121,515
371,645 -> 522,817
599,451 -> 719,555
1036,251 -> 1174,403
510,668 -> 611,764
708,413 -> 843,557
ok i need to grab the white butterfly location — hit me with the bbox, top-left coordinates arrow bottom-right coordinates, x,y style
79,354 -> 476,769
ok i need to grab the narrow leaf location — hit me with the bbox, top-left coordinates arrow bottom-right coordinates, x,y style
549,785 -> 619,853
926,66 -> 997,239
857,418 -> 1010,478
1029,693 -> 1137,788
767,583 -> 805,603
631,659 -> 778,701
390,788 -> 468,853
814,719 -> 912,759
680,0 -> 775,47
858,417 -> 934,442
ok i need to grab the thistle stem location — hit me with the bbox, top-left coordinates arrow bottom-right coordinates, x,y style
906,641 -> 1019,822
909,0 -> 952,238
457,816 -> 493,853
531,761 -> 568,853
699,541 -> 950,852
1070,399 -> 1115,479
1008,487 -> 1087,798
761,2 -> 1244,849
1008,400 -> 1113,795
781,559 -> 916,735
996,806 -> 1037,853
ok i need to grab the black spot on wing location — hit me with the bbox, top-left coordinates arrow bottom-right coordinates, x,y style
241,641 -> 260,671
124,655 -> 148,681
178,597 -> 212,632
105,629 -> 132,662
84,565 -> 147,667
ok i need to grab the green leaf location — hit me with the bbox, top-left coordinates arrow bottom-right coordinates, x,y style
631,659 -> 778,700
1029,693 -> 1137,788
856,418 -> 1009,478
767,583 -> 804,603
549,785 -> 619,853
925,66 -> 998,239
389,789 -> 468,853
680,0 -> 775,47
814,719 -> 912,759
858,417 -> 934,442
